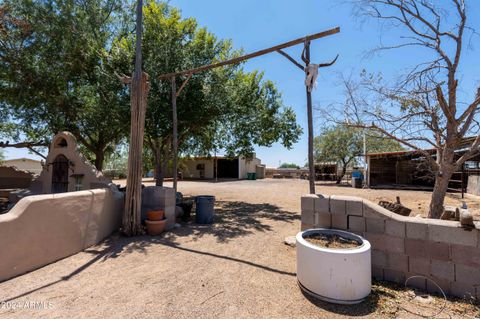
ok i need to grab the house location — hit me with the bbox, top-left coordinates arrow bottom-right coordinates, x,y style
2,158 -> 43,175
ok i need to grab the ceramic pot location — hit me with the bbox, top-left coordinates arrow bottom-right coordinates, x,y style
147,210 -> 164,221
145,219 -> 166,235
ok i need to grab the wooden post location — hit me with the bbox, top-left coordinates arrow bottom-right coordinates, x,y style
305,41 -> 315,194
122,0 -> 149,236
214,149 -> 218,182
171,76 -> 178,193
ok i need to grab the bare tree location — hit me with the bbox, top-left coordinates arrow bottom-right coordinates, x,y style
349,0 -> 480,218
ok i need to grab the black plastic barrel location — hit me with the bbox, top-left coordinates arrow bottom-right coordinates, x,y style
352,177 -> 363,188
195,195 -> 215,224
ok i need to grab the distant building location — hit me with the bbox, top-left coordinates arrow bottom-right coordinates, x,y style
2,158 -> 43,175
180,155 -> 264,179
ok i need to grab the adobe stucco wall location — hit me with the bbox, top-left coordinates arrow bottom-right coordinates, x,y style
0,188 -> 124,282
301,194 -> 480,299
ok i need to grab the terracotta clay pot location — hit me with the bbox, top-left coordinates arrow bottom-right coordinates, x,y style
147,210 -> 165,221
145,219 -> 166,236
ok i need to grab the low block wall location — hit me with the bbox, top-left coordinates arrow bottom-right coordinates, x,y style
301,194 -> 480,299
0,188 -> 124,282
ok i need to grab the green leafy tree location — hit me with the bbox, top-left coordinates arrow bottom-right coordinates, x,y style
314,125 -> 403,183
279,163 -> 300,169
0,0 -> 130,170
103,141 -> 129,179
114,2 -> 302,185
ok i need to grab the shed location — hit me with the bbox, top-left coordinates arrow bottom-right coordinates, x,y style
180,154 -> 263,180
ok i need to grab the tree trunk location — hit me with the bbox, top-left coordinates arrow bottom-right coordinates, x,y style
428,167 -> 454,219
152,145 -> 164,186
337,164 -> 347,184
155,161 -> 163,186
94,151 -> 105,171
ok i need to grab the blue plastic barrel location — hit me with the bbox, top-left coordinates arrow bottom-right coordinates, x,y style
195,195 -> 215,224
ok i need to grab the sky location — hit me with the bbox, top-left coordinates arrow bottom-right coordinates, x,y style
4,0 -> 480,167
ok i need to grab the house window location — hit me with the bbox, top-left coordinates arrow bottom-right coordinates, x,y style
74,175 -> 83,191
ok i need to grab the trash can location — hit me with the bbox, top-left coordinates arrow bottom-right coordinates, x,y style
352,177 -> 363,188
247,172 -> 257,180
195,195 -> 215,224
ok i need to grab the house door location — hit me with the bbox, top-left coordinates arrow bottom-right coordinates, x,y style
52,155 -> 69,193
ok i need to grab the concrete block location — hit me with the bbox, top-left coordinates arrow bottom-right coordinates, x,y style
301,209 -> 315,225
329,195 -> 346,215
428,220 -> 477,247
405,273 -> 426,291
365,233 -> 405,253
428,241 -> 450,261
372,266 -> 384,280
450,281 -> 476,299
451,244 -> 480,267
372,249 -> 387,267
406,220 -> 428,240
455,264 -> 480,285
384,268 -> 405,284
385,220 -> 406,237
383,235 -> 405,254
301,222 -> 314,231
363,200 -> 393,219
386,253 -> 409,272
430,259 -> 454,281
301,195 -> 316,212
332,214 -> 347,230
348,216 -> 365,232
316,212 -> 331,228
427,276 -> 451,295
408,257 -> 430,276
142,186 -> 175,208
164,205 -> 176,230
405,238 -> 427,258
366,218 -> 385,233
346,198 -> 363,216
314,195 -> 329,214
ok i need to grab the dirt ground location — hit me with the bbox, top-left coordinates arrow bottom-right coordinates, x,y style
137,178 -> 480,219
0,179 -> 478,318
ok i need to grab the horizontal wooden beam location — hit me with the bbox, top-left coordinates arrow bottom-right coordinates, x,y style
158,27 -> 340,79
0,141 -> 47,148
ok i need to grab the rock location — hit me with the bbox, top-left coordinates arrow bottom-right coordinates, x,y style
284,236 -> 296,247
459,209 -> 475,229
441,206 -> 457,220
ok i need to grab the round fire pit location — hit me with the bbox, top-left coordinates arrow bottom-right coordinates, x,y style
296,228 -> 371,304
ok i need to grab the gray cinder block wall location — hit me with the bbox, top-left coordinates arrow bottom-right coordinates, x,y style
301,194 -> 480,299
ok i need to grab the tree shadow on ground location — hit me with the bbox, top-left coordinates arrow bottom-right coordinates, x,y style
167,200 -> 299,243
315,181 -> 352,188
0,201 -> 298,302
